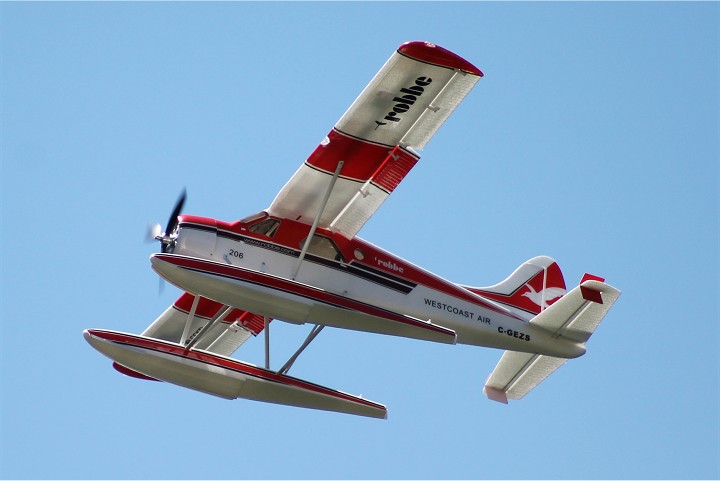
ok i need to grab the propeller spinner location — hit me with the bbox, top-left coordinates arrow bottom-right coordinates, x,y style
152,189 -> 186,253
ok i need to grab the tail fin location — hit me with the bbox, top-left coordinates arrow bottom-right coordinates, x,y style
465,256 -> 567,320
483,277 -> 621,404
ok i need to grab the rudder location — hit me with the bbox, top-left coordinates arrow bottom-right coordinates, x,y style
464,256 -> 567,320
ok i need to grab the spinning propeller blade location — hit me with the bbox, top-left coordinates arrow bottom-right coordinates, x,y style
152,189 -> 187,253
146,223 -> 162,243
162,189 -> 186,250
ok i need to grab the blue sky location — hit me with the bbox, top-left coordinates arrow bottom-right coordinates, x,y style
1,2 -> 718,479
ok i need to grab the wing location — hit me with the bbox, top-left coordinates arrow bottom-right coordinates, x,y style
141,292 -> 269,356
267,41 -> 483,239
112,292 -> 269,380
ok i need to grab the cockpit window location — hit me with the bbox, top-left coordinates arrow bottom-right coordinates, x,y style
249,218 -> 280,238
239,211 -> 268,224
301,235 -> 345,262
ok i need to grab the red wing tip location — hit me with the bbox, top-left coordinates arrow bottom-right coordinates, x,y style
398,41 -> 483,77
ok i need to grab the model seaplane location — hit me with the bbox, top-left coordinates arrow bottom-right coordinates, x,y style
84,41 -> 620,419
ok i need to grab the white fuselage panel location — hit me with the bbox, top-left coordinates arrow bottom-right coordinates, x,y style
163,225 -> 584,358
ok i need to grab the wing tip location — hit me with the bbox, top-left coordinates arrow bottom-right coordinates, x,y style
398,41 -> 484,77
483,385 -> 509,404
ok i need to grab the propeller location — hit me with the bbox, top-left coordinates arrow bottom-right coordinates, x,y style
148,189 -> 187,253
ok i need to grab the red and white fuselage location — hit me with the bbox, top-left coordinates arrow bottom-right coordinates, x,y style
151,213 -> 585,359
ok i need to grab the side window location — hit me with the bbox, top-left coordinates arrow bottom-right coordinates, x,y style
301,235 -> 345,262
249,218 -> 280,238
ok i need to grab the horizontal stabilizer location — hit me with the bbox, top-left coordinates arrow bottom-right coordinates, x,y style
484,352 -> 566,403
484,279 -> 621,403
530,279 -> 621,344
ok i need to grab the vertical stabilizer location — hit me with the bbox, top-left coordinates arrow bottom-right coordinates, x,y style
464,256 -> 566,320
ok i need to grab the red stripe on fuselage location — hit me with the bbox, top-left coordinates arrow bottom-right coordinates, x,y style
176,216 -> 520,320
153,254 -> 456,338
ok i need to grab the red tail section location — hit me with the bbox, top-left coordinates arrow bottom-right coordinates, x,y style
465,256 -> 567,319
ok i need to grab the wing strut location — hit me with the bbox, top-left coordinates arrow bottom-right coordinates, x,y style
185,305 -> 234,350
292,160 -> 344,280
278,324 -> 325,375
179,294 -> 201,346
264,316 -> 270,369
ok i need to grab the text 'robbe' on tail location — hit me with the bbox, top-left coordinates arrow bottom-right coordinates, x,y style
483,273 -> 621,404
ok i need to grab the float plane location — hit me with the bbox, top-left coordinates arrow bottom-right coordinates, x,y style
85,41 -> 620,419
